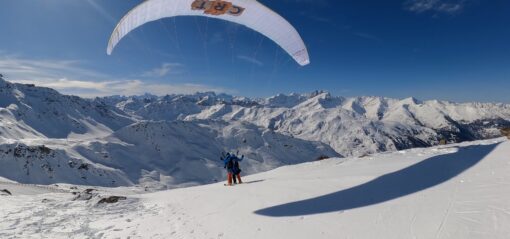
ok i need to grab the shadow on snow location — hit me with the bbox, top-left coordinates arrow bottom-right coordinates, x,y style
254,143 -> 500,217
243,179 -> 265,184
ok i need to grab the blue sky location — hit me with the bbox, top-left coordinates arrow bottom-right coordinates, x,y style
0,0 -> 509,102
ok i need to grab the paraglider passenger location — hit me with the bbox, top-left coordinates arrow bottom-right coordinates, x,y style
223,153 -> 234,186
232,154 -> 244,184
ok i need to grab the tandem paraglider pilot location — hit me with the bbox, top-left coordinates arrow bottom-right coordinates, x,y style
221,152 -> 244,186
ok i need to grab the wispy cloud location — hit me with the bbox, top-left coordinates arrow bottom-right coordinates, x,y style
0,55 -> 107,81
0,55 -> 233,97
12,78 -> 233,98
141,62 -> 184,78
237,55 -> 264,67
404,0 -> 467,14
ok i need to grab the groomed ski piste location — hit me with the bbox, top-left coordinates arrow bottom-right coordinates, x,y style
1,138 -> 509,239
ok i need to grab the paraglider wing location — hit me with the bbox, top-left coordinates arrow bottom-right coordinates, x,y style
107,0 -> 310,66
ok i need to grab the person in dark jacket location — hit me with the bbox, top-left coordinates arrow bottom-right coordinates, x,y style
221,152 -> 244,186
222,153 -> 234,186
232,154 -> 244,184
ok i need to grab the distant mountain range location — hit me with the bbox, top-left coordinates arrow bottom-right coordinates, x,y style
1,76 -> 509,188
100,88 -> 510,156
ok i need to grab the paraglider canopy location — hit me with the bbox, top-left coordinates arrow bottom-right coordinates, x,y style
107,0 -> 310,66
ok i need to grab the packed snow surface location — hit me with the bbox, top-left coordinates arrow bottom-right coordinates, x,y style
1,138 -> 509,238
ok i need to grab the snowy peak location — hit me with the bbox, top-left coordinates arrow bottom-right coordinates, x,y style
400,96 -> 422,105
101,90 -> 510,157
264,93 -> 307,108
0,78 -> 134,139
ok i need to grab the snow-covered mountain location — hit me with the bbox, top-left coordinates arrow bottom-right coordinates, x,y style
0,78 -> 338,188
0,120 -> 337,188
0,79 -> 134,139
1,75 -> 510,188
105,90 -> 510,157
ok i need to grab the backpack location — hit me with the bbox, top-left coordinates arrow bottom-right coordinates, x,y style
233,161 -> 241,174
226,159 -> 234,169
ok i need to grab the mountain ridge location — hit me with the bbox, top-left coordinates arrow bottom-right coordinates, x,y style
1,76 -> 509,188
102,89 -> 510,156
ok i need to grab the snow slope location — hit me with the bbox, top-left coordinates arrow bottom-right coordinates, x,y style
1,138 -> 508,238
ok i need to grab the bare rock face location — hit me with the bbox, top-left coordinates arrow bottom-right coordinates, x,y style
1,189 -> 12,196
72,188 -> 99,201
501,128 -> 510,139
72,188 -> 127,204
97,196 -> 127,204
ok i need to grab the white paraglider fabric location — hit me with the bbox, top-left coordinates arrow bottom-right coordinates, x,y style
107,0 -> 310,66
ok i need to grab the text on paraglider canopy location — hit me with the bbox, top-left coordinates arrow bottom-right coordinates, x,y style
191,0 -> 245,16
